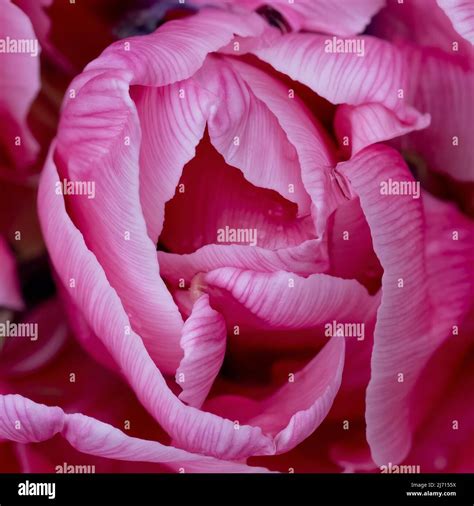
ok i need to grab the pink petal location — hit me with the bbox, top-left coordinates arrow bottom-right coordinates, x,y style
335,102 -> 430,157
159,239 -> 327,287
371,0 -> 473,58
253,34 -> 429,157
205,337 -> 346,454
224,57 -> 340,236
0,236 -> 24,310
199,56 -> 311,215
204,268 -> 378,331
159,136 -> 316,254
400,46 -> 474,182
269,0 -> 385,35
0,395 -> 270,472
338,145 -> 433,466
39,150 -> 275,460
327,197 -> 383,291
406,193 -> 474,452
176,295 -> 226,408
0,0 -> 40,172
192,0 -> 385,35
249,337 -> 346,453
133,80 -> 207,243
437,0 -> 474,43
51,10 -> 276,374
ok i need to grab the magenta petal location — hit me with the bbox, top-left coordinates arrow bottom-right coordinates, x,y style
339,145 -> 434,466
0,237 -> 23,311
38,151 -> 274,460
0,0 -> 40,172
176,295 -> 226,409
437,0 -> 474,43
0,395 -> 271,472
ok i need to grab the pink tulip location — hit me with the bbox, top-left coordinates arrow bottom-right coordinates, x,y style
0,0 -> 472,474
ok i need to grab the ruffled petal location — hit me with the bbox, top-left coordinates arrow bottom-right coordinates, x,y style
159,136 -> 315,254
198,56 -> 311,215
0,236 -> 24,310
52,10 -> 276,374
224,57 -> 339,236
204,268 -> 378,332
253,34 -> 429,157
335,102 -> 430,157
159,239 -> 327,286
437,0 -> 474,43
0,395 -> 271,472
205,337 -> 346,455
176,295 -> 226,408
338,145 -> 433,466
39,150 -> 275,460
370,0 -> 473,58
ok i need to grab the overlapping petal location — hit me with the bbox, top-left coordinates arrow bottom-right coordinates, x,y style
175,295 -> 226,408
0,395 -> 270,472
253,33 -> 430,158
338,145 -> 434,466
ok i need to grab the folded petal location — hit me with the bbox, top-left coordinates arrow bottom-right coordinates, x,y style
159,136 -> 315,254
198,56 -> 311,215
52,10 -> 277,374
224,57 -> 340,236
0,0 -> 40,173
0,395 -> 270,472
338,145 -> 433,466
437,0 -> 474,43
176,295 -> 226,408
39,151 -> 275,460
254,34 -> 429,157
249,336 -> 346,453
335,102 -> 430,157
205,337 -> 345,454
204,268 -> 377,331
159,239 -> 327,287
0,236 -> 24,310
